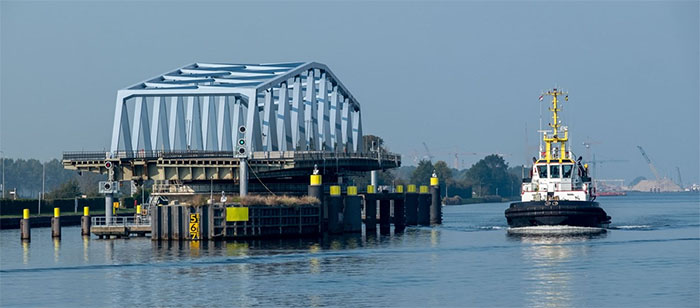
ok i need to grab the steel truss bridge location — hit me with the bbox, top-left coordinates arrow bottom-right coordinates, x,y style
63,62 -> 400,194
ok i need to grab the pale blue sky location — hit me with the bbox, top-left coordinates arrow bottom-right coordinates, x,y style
1,1 -> 698,184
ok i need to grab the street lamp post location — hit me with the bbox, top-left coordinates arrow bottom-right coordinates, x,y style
1,150 -> 4,199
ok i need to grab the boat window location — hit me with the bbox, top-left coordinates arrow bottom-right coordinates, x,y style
562,165 -> 573,178
550,165 -> 561,178
537,165 -> 548,178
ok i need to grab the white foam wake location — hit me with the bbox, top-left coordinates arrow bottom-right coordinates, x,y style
507,225 -> 606,235
613,225 -> 652,230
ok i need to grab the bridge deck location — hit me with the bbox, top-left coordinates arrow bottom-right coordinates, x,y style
63,150 -> 400,183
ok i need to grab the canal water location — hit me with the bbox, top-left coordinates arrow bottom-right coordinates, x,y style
1,192 -> 698,307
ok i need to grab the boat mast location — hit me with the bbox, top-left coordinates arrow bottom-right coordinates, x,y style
542,88 -> 569,163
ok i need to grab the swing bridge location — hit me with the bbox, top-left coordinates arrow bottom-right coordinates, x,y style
63,62 -> 400,194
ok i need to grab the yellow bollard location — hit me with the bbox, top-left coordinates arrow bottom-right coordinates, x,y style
330,185 -> 341,196
396,185 -> 404,193
347,186 -> 357,196
54,207 -> 60,218
136,205 -> 141,215
430,176 -> 439,187
367,185 -> 375,194
23,208 -> 30,220
310,174 -> 322,186
420,185 -> 429,194
83,206 -> 90,216
407,185 -> 417,193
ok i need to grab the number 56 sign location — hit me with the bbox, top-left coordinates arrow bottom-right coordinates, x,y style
189,213 -> 200,240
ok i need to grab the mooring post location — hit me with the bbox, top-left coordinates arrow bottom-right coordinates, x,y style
394,185 -> 406,232
405,185 -> 418,226
430,174 -> 442,225
51,207 -> 61,238
81,206 -> 91,236
163,205 -> 172,241
20,208 -> 31,241
308,167 -> 323,231
379,191 -> 391,235
343,186 -> 362,233
418,185 -> 431,226
151,205 -> 162,241
364,185 -> 377,231
328,185 -> 343,234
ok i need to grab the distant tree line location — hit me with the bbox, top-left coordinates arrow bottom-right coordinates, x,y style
346,136 -> 523,200
0,158 -> 105,199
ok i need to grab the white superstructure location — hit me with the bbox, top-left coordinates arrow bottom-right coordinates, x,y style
520,89 -> 595,203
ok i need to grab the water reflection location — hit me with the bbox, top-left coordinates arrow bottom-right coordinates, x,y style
22,241 -> 29,265
53,238 -> 60,263
511,232 -> 607,308
83,236 -> 89,262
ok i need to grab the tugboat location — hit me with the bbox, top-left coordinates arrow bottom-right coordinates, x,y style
505,88 -> 611,229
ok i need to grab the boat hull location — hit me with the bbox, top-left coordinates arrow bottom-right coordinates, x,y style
505,200 -> 611,228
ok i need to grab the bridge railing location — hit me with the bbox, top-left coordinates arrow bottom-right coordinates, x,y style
64,150 -> 401,164
92,215 -> 151,226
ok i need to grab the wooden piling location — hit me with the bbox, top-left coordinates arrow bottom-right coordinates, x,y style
20,209 -> 30,241
394,196 -> 406,232
343,186 -> 362,233
430,185 -> 442,225
328,185 -> 343,234
417,186 -> 431,226
151,205 -> 162,241
81,206 -> 91,236
364,186 -> 377,231
51,208 -> 61,238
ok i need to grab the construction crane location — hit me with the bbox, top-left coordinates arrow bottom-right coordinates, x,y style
637,146 -> 661,181
581,137 -> 601,160
422,142 -> 434,162
676,166 -> 684,190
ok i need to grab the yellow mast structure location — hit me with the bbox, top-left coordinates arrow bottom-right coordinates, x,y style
542,88 -> 569,163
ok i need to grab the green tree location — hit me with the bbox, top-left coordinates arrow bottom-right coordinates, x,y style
348,169 -> 396,188
410,160 -> 434,186
45,179 -> 82,199
362,135 -> 386,153
433,161 -> 453,184
465,154 -> 514,197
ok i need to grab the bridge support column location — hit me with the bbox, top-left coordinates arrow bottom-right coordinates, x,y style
370,170 -> 378,188
105,193 -> 113,225
240,158 -> 248,197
